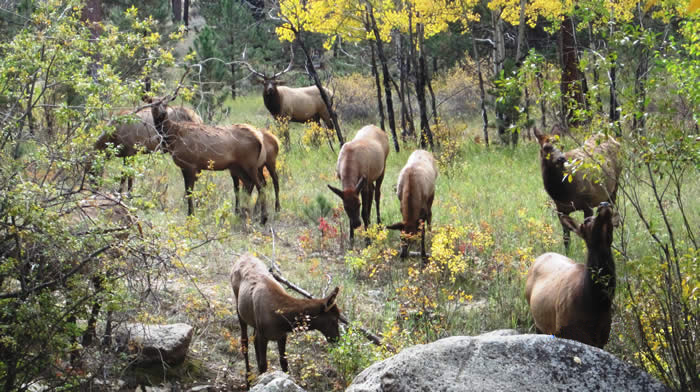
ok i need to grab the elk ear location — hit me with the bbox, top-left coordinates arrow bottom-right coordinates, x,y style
327,185 -> 343,198
558,214 -> 582,238
354,177 -> 366,194
386,222 -> 404,231
324,287 -> 339,312
534,128 -> 547,145
142,95 -> 153,104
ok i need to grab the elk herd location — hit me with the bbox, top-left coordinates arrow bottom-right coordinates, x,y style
91,70 -> 623,387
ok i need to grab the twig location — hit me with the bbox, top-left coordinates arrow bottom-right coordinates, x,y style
268,268 -> 388,349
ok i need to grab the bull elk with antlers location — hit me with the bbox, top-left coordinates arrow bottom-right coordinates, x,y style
242,51 -> 333,131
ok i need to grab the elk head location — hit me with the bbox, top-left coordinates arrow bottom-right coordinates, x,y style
309,287 -> 341,343
534,127 -> 567,168
328,177 -> 366,231
559,202 -> 614,251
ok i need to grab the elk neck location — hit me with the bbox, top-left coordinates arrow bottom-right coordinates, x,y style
272,295 -> 325,332
583,244 -> 616,309
541,161 -> 575,202
263,87 -> 282,117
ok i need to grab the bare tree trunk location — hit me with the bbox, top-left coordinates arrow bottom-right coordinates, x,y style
370,42 -> 385,130
172,0 -> 182,22
536,71 -> 546,130
230,63 -> 237,100
295,38 -> 344,145
516,0 -> 526,61
395,35 -> 409,139
367,3 -> 399,152
473,39 -> 489,146
559,15 -> 588,127
183,0 -> 190,29
410,15 -> 433,150
427,56 -> 438,128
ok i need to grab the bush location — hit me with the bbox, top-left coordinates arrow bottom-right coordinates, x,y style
333,73 -> 378,125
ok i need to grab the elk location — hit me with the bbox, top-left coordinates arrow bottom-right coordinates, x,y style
534,128 -> 621,252
146,96 -> 267,223
232,128 -> 281,213
231,253 -> 340,389
525,202 -> 616,348
386,150 -> 438,262
327,125 -> 389,243
242,54 -> 333,130
94,106 -> 202,192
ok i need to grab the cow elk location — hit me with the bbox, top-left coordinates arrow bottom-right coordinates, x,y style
146,96 -> 267,223
328,125 -> 389,244
525,202 -> 616,348
534,128 -> 621,252
232,128 -> 281,213
94,106 -> 202,192
386,150 -> 438,262
231,253 -> 340,389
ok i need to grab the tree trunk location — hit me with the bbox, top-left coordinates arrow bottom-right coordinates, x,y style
295,38 -> 344,146
609,56 -> 620,135
410,16 -> 433,150
632,47 -> 648,134
172,0 -> 182,22
559,15 -> 588,127
492,9 -> 508,144
370,41 -> 385,130
515,0 -> 527,61
536,71 -> 546,130
367,4 -> 399,152
395,35 -> 408,139
230,63 -> 237,100
183,0 -> 190,29
473,39 -> 489,146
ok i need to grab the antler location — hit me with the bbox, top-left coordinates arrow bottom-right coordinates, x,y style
240,44 -> 268,79
272,46 -> 294,79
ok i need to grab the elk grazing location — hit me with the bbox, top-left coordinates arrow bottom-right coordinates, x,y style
94,106 -> 202,192
232,128 -> 281,213
386,150 -> 438,262
146,96 -> 267,223
242,54 -> 333,130
327,125 -> 389,243
534,128 -> 621,252
525,202 -> 616,348
231,253 -> 340,389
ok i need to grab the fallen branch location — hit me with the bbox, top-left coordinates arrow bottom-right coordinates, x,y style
267,265 -> 388,349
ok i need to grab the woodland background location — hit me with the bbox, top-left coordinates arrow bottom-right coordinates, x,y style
0,0 -> 698,391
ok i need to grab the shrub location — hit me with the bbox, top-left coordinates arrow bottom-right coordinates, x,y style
333,73 -> 378,124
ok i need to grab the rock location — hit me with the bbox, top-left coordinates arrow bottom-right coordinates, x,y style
251,371 -> 307,392
116,323 -> 193,365
347,333 -> 669,392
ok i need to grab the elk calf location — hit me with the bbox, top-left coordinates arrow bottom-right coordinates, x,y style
231,254 -> 340,389
525,202 -> 616,348
386,150 -> 438,262
328,125 -> 389,243
534,128 -> 621,252
147,96 -> 267,223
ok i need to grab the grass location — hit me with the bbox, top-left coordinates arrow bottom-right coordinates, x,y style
100,91 -> 698,391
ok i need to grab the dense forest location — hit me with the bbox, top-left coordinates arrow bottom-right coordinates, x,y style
0,0 -> 697,391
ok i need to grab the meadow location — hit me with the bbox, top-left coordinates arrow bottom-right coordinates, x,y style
99,88 -> 697,390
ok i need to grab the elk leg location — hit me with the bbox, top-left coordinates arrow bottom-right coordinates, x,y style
238,311 -> 251,389
361,186 -> 372,246
277,337 -> 288,372
426,195 -> 434,232
421,220 -> 428,267
254,335 -> 269,374
231,173 -> 241,214
250,168 -> 267,225
267,164 -> 280,212
374,175 -> 384,224
181,168 -> 198,216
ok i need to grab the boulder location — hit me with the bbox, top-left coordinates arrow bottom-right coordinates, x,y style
251,371 -> 307,392
347,331 -> 669,392
116,323 -> 193,365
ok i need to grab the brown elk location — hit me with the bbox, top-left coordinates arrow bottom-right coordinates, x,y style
232,129 -> 281,213
146,96 -> 267,223
94,106 -> 202,192
230,253 -> 340,389
386,150 -> 438,262
534,128 -> 621,252
525,202 -> 616,348
242,55 -> 333,130
327,125 -> 389,243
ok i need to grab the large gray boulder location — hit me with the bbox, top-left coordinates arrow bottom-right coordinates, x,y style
116,323 -> 194,365
250,371 -> 306,392
347,331 -> 669,392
